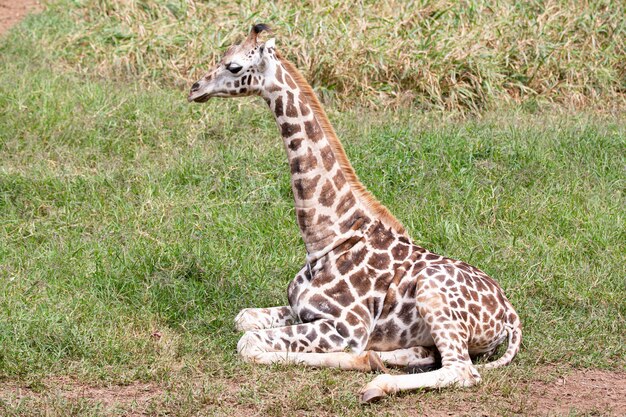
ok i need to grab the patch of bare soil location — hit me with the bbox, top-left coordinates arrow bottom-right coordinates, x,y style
407,367 -> 626,417
0,377 -> 163,415
0,0 -> 41,36
530,368 -> 626,416
57,378 -> 162,410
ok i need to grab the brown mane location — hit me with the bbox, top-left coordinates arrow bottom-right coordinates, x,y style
277,54 -> 407,236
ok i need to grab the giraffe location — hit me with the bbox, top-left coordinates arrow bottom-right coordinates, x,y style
188,24 -> 522,403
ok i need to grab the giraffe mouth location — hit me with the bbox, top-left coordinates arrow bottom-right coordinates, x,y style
188,92 -> 211,103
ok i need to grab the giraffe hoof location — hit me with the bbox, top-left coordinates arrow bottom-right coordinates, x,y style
359,386 -> 387,404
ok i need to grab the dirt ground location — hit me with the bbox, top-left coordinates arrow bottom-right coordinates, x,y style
530,368 -> 626,416
1,367 -> 626,416
0,0 -> 40,35
0,377 -> 162,416
408,367 -> 626,417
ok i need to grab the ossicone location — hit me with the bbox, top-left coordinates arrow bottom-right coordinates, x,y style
252,23 -> 271,35
244,23 -> 272,47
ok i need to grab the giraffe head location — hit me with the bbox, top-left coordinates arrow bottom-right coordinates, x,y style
188,24 -> 276,103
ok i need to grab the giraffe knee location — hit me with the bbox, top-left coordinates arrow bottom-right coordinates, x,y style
234,308 -> 261,331
237,331 -> 263,360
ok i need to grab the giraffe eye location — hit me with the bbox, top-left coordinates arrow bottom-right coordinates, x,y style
226,63 -> 243,74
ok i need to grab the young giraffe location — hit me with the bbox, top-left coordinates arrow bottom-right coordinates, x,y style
188,24 -> 522,403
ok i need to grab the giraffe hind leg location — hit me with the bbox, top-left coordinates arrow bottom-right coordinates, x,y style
359,362 -> 480,403
374,346 -> 441,373
405,348 -> 441,374
360,341 -> 479,403
360,287 -> 481,403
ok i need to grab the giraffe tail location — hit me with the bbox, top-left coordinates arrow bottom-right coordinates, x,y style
477,323 -> 522,370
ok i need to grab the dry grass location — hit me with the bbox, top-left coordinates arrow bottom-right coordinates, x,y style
41,0 -> 625,112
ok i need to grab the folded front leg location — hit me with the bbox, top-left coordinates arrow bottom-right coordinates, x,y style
234,306 -> 297,331
235,265 -> 309,331
237,320 -> 386,372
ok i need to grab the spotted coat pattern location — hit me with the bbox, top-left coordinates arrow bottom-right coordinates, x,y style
188,25 -> 522,403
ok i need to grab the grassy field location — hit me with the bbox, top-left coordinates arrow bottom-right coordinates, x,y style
1,2 -> 625,416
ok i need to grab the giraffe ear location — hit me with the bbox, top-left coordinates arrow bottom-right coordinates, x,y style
258,38 -> 275,72
264,38 -> 276,50
258,38 -> 276,63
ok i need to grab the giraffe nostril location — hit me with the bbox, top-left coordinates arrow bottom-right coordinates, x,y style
191,82 -> 200,91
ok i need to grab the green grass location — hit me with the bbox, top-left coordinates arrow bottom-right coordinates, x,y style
1,4 -> 625,416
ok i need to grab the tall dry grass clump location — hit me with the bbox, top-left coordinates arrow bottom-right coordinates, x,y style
47,0 -> 624,111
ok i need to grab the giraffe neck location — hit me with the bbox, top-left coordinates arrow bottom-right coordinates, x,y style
261,57 -> 406,258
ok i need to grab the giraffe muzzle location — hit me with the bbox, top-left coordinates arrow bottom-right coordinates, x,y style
188,79 -> 213,103
188,92 -> 210,103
